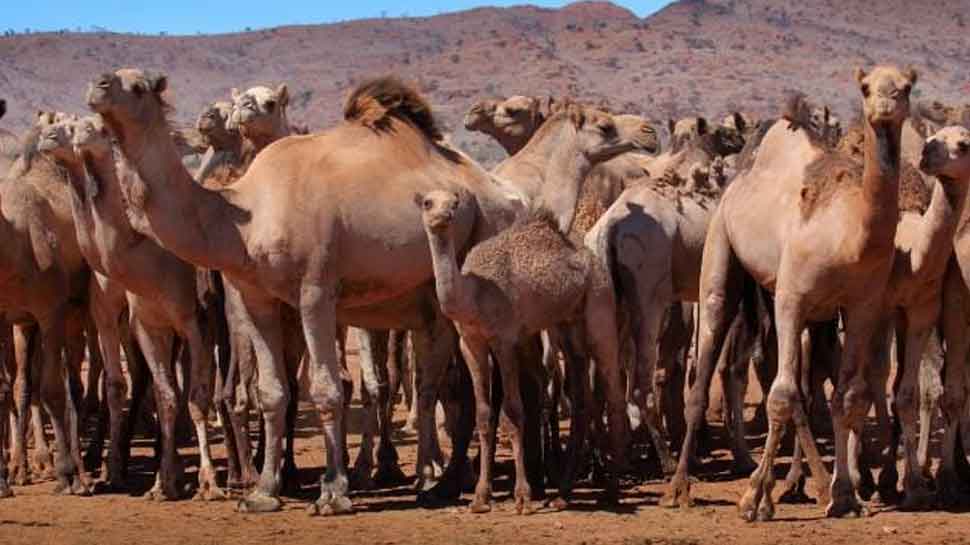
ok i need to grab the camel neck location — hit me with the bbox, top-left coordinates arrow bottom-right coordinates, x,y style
77,152 -> 145,271
506,121 -> 592,233
862,121 -> 902,219
427,230 -> 473,321
917,177 -> 969,275
108,114 -> 246,271
489,128 -> 530,156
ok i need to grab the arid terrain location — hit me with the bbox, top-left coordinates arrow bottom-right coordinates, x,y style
2,0 -> 969,165
1,347 -> 969,545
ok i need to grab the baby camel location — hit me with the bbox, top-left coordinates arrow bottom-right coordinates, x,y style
417,189 -> 630,514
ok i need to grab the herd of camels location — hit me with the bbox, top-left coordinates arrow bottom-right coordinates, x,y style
1,62 -> 970,523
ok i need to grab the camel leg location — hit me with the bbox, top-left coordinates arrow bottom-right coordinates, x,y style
540,329 -> 564,486
894,309 -> 937,510
90,294 -> 128,491
659,303 -> 691,452
939,266 -> 970,506
632,297 -> 676,476
403,334 -> 418,434
27,328 -> 54,481
722,310 -> 757,476
554,326 -> 590,509
235,291 -> 286,514
299,285 -> 352,516
454,333 -> 491,513
223,283 -> 258,490
662,213 -> 743,508
38,313 -> 90,496
0,321 -> 12,498
182,313 -> 223,501
828,304 -> 882,518
586,287 -> 631,504
132,320 -> 180,501
865,319 -> 897,504
62,314 -> 91,492
413,315 -> 461,501
351,327 -> 385,490
917,331 -> 943,475
8,324 -> 34,485
491,341 -> 533,515
377,329 -> 408,486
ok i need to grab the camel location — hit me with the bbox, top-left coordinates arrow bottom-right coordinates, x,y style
36,115 -> 223,500
426,103 -> 655,513
229,84 -> 292,160
0,112 -> 93,497
194,101 -> 242,186
916,127 -> 970,508
662,65 -> 916,521
87,69 -> 554,515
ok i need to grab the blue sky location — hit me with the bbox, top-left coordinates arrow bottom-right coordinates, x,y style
4,1 -> 670,35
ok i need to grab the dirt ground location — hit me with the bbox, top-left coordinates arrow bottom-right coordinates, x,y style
5,354 -> 970,545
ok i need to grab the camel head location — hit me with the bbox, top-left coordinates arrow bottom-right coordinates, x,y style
35,116 -> 78,165
196,100 -> 235,147
491,96 -> 546,140
72,115 -> 114,160
86,68 -> 169,134
463,98 -> 502,132
855,65 -> 917,129
562,108 -> 657,164
229,84 -> 289,139
668,117 -> 708,153
920,126 -> 970,181
414,190 -> 461,235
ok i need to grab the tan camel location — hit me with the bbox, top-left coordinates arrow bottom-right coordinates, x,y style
919,127 -> 970,508
0,112 -> 93,497
37,115 -> 223,500
663,65 -> 916,521
194,101 -> 242,186
88,70 -> 554,515
420,104 -> 656,513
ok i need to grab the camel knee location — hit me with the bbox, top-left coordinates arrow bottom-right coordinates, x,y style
766,380 -> 798,422
258,383 -> 290,419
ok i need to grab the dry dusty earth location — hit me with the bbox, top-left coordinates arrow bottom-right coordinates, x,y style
4,352 -> 970,545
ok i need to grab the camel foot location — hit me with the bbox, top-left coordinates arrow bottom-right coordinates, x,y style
516,497 -> 536,515
8,462 -> 30,486
659,476 -> 693,508
237,491 -> 282,513
549,497 -> 569,511
373,463 -> 409,488
900,484 -> 936,511
71,476 -> 93,497
825,494 -> 867,518
857,468 -> 877,502
192,468 -> 226,501
738,487 -> 763,522
469,497 -> 491,514
307,495 -> 354,516
417,471 -> 462,506
777,477 -> 812,504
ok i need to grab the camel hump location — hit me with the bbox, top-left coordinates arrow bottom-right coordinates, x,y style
343,76 -> 443,141
800,152 -> 862,219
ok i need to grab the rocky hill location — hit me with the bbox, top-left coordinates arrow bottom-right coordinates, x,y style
1,0 -> 968,165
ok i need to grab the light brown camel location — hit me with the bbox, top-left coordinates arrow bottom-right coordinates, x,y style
873,125 -> 970,509
921,127 -> 970,508
664,65 -> 916,521
0,112 -> 93,497
194,100 -> 242,186
88,70 -> 555,515
37,115 -> 223,500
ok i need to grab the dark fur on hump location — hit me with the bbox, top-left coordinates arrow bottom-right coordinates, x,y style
344,76 -> 443,141
801,122 -> 930,219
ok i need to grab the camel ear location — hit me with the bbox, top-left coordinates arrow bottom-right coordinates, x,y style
146,72 -> 167,94
667,119 -> 676,136
231,88 -> 241,102
854,67 -> 867,84
904,67 -> 918,86
696,117 -> 708,135
412,192 -> 425,210
276,84 -> 289,107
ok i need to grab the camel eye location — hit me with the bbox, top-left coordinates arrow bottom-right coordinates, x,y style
423,199 -> 433,210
